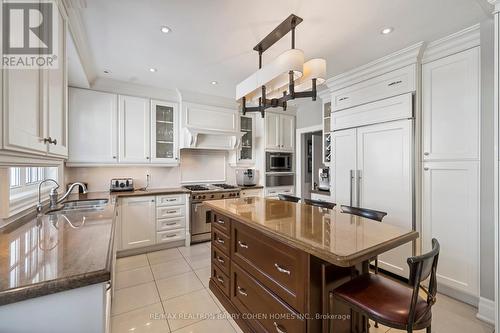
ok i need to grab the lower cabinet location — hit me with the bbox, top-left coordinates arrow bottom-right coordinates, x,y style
240,188 -> 263,198
422,161 -> 479,297
265,186 -> 295,198
120,196 -> 157,249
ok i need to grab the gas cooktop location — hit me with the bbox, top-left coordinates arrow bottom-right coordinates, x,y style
183,184 -> 239,192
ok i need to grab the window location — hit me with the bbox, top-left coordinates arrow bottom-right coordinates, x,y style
8,167 -> 59,208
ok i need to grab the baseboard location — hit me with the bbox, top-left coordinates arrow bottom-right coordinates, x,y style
437,283 -> 478,306
476,297 -> 495,325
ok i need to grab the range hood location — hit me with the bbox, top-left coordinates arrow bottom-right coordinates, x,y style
182,127 -> 244,150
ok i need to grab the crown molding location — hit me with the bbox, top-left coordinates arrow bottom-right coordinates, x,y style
422,24 -> 480,64
61,0 -> 97,85
489,0 -> 500,12
326,42 -> 424,92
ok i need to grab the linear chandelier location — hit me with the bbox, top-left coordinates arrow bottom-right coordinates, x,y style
236,14 -> 326,118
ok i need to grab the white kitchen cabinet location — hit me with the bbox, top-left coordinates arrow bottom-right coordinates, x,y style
46,3 -> 68,157
322,101 -> 332,165
265,186 -> 295,198
151,100 -> 179,164
121,196 -> 156,250
332,119 -> 413,277
68,88 -> 118,164
422,47 -> 480,161
422,161 -> 479,297
265,112 -> 295,151
240,188 -> 263,198
230,114 -> 256,166
118,95 -> 151,163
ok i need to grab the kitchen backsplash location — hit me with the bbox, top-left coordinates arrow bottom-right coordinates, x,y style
65,150 -> 237,192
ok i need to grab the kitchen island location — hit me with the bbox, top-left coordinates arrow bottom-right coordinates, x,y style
205,197 -> 418,333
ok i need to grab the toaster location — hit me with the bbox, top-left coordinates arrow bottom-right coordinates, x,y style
110,178 -> 134,192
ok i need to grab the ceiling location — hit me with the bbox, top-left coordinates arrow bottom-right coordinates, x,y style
78,0 -> 491,99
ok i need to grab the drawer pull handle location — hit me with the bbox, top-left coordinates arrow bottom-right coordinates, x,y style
339,97 -> 349,101
237,286 -> 248,296
216,276 -> 224,283
388,80 -> 403,86
165,234 -> 177,238
216,219 -> 225,225
274,263 -> 291,275
166,210 -> 177,214
216,238 -> 225,244
165,222 -> 177,226
166,198 -> 177,201
238,241 -> 248,249
217,256 -> 225,264
273,322 -> 287,333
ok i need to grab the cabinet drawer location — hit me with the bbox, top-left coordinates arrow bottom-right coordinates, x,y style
156,194 -> 186,207
240,189 -> 263,198
211,263 -> 230,297
212,228 -> 230,256
212,246 -> 230,276
157,217 -> 185,231
231,263 -> 306,333
157,229 -> 185,243
157,205 -> 185,219
331,64 -> 416,111
211,211 -> 230,235
232,221 -> 307,312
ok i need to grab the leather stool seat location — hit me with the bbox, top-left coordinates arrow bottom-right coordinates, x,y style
334,274 -> 431,329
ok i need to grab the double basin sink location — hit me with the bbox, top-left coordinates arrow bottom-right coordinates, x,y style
45,199 -> 109,215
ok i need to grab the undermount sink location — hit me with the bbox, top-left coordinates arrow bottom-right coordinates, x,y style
45,199 -> 109,215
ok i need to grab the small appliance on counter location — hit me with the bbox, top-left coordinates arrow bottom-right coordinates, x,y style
318,168 -> 330,191
110,178 -> 134,192
235,168 -> 258,186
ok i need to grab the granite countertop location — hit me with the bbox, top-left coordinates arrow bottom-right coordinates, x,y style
239,185 -> 264,189
0,192 -> 115,306
205,197 -> 418,267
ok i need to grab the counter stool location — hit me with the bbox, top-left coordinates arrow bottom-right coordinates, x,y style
303,198 -> 336,210
278,194 -> 301,203
332,238 -> 440,333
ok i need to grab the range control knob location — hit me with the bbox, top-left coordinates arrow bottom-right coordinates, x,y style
210,195 -> 214,199
202,195 -> 206,199
221,194 -> 225,199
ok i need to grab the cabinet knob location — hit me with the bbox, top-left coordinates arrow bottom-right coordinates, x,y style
424,167 -> 429,171
423,152 -> 429,156
146,156 -> 150,160
113,156 -> 117,159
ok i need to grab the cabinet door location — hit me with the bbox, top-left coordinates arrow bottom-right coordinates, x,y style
265,113 -> 281,150
356,120 -> 413,277
118,95 -> 151,163
422,47 -> 480,160
331,129 -> 356,205
422,161 -> 479,296
47,5 -> 68,157
151,100 -> 178,163
4,68 -> 47,153
68,88 -> 118,163
280,114 -> 295,151
121,196 -> 156,249
239,115 -> 254,163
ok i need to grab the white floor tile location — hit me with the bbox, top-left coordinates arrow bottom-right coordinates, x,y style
162,289 -> 222,331
151,258 -> 192,280
111,302 -> 169,333
115,266 -> 154,290
156,271 -> 204,300
172,318 -> 236,333
194,267 -> 211,288
112,282 -> 160,315
116,254 -> 149,272
147,248 -> 183,265
184,253 -> 211,270
178,243 -> 211,259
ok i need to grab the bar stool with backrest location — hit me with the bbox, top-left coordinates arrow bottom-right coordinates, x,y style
278,194 -> 301,203
303,198 -> 336,210
332,238 -> 440,333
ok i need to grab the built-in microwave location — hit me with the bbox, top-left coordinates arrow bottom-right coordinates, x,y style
266,152 -> 293,172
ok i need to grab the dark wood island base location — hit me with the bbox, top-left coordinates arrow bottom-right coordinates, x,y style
205,198 -> 418,333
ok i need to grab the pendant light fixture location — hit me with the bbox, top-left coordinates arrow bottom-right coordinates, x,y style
236,14 -> 326,117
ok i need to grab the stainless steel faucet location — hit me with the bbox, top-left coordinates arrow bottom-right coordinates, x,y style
37,180 -> 88,213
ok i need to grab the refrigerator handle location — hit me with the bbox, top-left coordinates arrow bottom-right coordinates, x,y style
356,170 -> 362,207
349,170 -> 354,206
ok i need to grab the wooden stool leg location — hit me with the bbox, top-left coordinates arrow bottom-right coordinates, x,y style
373,257 -> 379,328
426,325 -> 431,333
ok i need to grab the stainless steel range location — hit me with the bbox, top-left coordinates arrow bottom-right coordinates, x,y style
184,184 -> 240,243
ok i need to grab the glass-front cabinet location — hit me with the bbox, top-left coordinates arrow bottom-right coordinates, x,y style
230,114 -> 255,166
151,100 -> 178,164
323,101 -> 331,165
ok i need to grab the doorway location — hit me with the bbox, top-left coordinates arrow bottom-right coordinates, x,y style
295,125 -> 325,199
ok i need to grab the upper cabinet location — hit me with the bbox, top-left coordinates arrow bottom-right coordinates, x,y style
422,47 -> 480,161
229,114 -> 255,166
1,1 -> 68,158
67,88 -> 179,166
322,101 -> 331,165
118,95 -> 151,163
68,88 -> 118,164
151,100 -> 179,163
265,112 -> 295,152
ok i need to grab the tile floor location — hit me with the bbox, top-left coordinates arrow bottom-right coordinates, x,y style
111,243 -> 494,333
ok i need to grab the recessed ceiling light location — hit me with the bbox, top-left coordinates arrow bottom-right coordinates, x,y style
381,27 -> 394,35
211,81 -> 218,85
149,68 -> 157,73
160,26 -> 171,34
